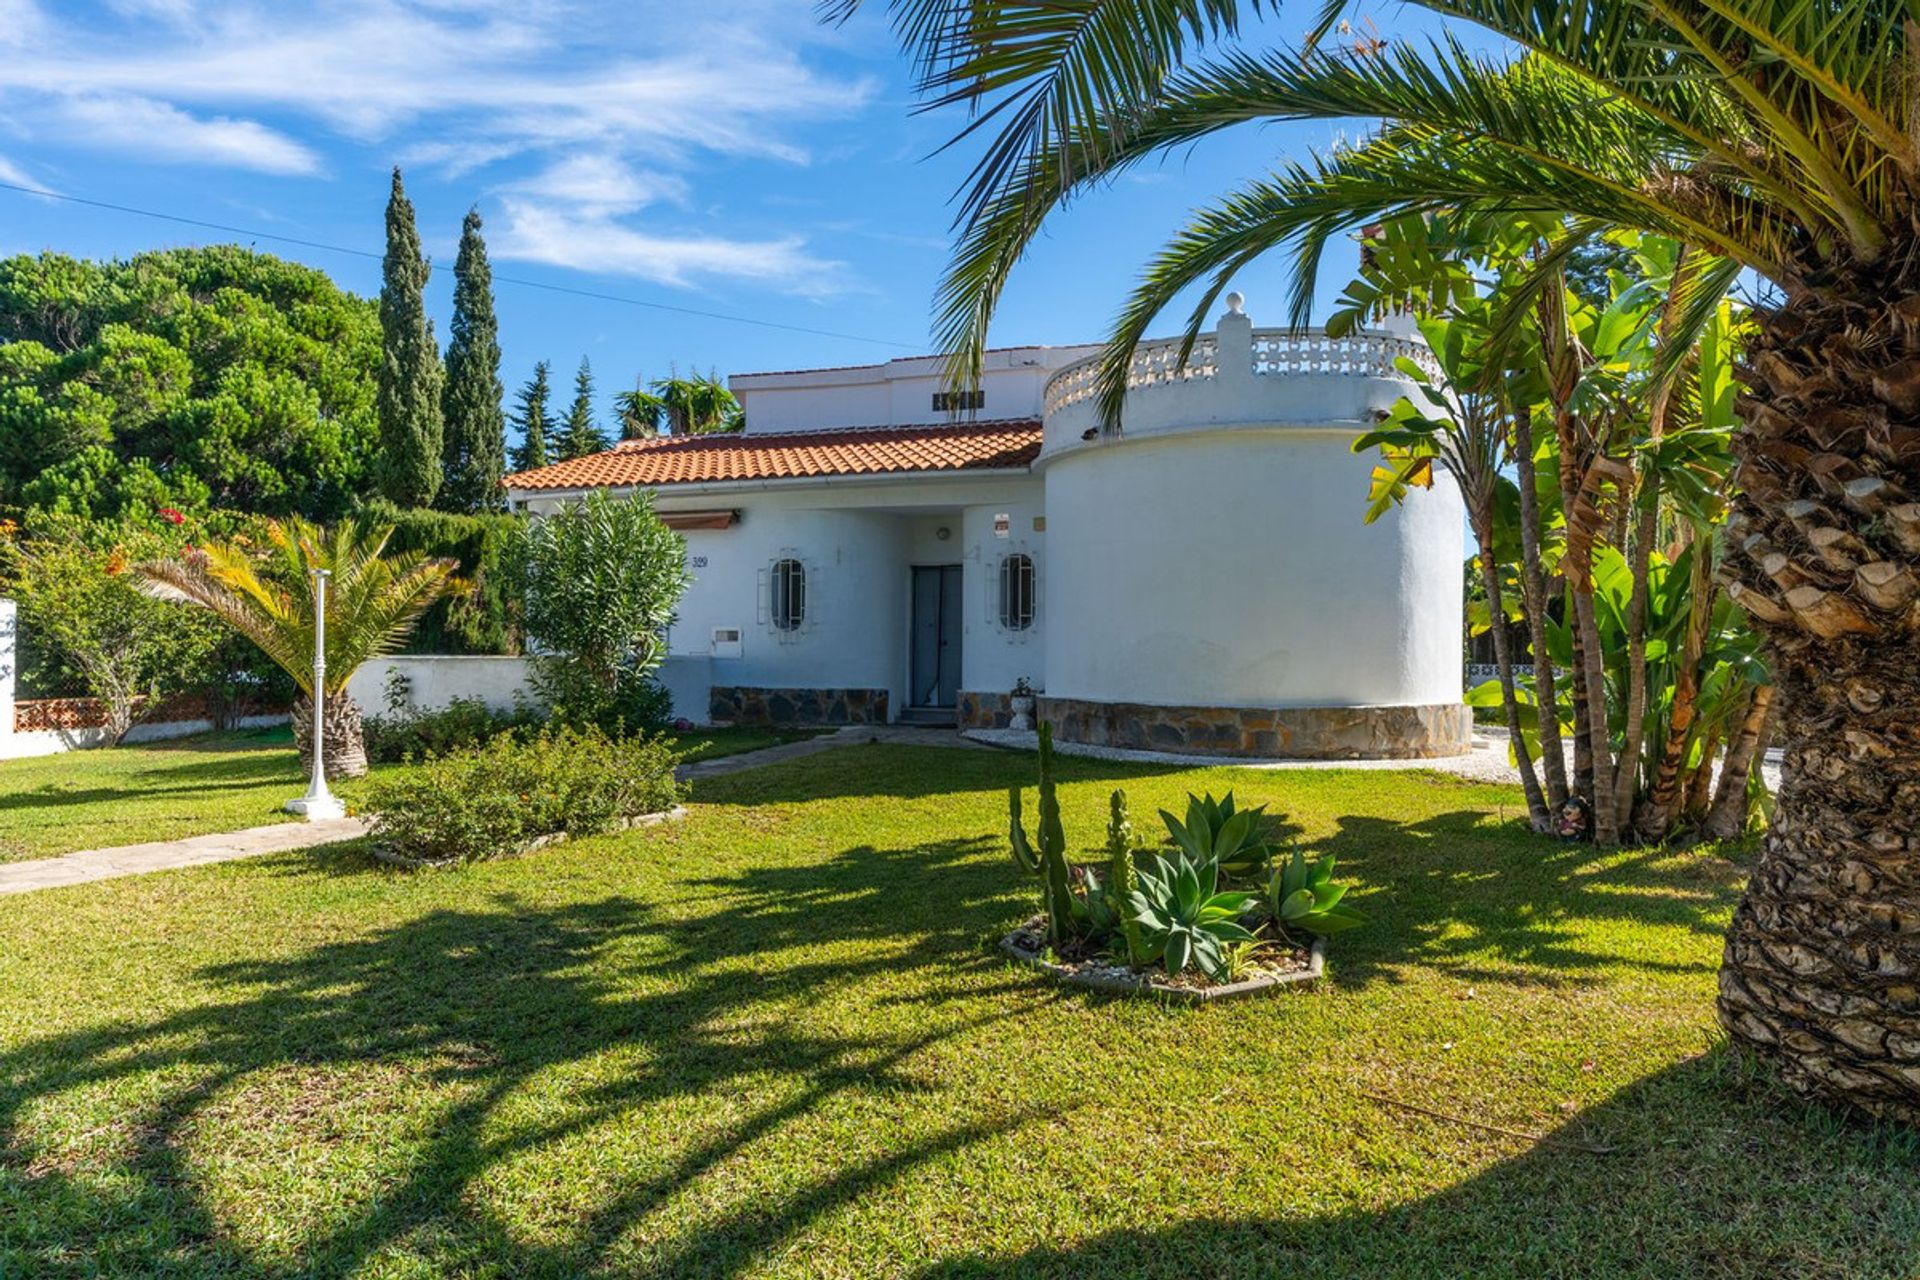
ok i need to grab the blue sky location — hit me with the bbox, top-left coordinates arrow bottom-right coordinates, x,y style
0,0 -> 1452,425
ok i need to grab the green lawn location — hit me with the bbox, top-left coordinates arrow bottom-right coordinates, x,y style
2,745 -> 1916,1278
0,727 -> 321,861
0,724 -> 828,861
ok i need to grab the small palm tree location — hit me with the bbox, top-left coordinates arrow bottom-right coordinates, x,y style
137,518 -> 458,778
616,372 -> 745,438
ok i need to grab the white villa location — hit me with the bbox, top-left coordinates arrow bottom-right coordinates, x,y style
504,298 -> 1468,759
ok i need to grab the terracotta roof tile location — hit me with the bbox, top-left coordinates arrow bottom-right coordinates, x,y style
504,419 -> 1042,491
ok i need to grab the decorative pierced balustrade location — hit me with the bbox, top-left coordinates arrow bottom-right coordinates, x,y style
1043,328 -> 1438,418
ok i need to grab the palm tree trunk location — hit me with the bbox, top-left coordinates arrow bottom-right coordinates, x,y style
292,691 -> 368,780
1511,405 -> 1568,810
1716,294 -> 1920,1123
1705,682 -> 1775,842
1566,609 -> 1594,814
1570,582 -> 1619,843
1476,528 -> 1550,829
1612,478 -> 1660,834
1562,453 -> 1633,845
1682,729 -> 1719,824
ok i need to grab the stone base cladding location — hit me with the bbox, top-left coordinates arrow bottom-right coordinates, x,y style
1037,697 -> 1471,760
710,686 -> 890,726
958,691 -> 1014,730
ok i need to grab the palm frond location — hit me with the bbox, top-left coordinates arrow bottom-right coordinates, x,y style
830,0 -> 1265,228
135,517 -> 457,698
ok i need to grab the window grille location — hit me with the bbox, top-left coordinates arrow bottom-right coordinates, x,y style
771,558 -> 806,632
932,388 -> 986,413
998,553 -> 1035,631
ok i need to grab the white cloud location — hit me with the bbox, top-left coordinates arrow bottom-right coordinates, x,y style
0,152 -> 47,192
494,196 -> 843,294
60,95 -> 321,175
491,154 -> 844,294
0,1 -> 871,289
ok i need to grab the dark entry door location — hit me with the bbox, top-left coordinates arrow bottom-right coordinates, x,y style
910,565 -> 963,708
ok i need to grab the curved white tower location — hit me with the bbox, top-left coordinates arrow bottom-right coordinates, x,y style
1036,298 -> 1468,758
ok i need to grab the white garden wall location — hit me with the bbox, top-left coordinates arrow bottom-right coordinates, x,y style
344,653 -> 715,726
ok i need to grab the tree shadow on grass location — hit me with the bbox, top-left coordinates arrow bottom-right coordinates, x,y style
1317,810 -> 1748,991
691,742 -> 1185,807
0,837 -> 1048,1277
906,1050 -> 1920,1280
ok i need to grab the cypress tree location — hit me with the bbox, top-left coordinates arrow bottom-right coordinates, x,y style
510,360 -> 553,473
376,168 -> 444,507
440,207 -> 506,512
560,356 -> 609,459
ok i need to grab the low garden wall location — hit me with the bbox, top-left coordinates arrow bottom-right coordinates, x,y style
345,653 -> 715,725
1,697 -> 286,760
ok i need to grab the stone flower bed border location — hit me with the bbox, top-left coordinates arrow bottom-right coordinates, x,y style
1000,918 -> 1326,1004
370,806 -> 688,870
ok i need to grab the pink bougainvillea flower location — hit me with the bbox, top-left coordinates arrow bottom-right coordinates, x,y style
158,507 -> 185,525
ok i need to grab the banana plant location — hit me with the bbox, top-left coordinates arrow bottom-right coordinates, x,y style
1127,849 -> 1257,981
1267,850 -> 1367,942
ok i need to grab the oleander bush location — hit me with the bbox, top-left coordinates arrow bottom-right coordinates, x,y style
366,724 -> 682,865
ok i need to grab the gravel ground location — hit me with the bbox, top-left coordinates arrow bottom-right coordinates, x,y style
963,728 -> 1785,792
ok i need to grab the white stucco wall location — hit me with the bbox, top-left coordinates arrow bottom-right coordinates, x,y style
0,714 -> 286,760
347,655 -> 538,717
959,500 -> 1046,697
670,506 -> 907,702
645,477 -> 1045,715
732,345 -> 1099,433
343,653 -> 713,725
1042,426 -> 1464,710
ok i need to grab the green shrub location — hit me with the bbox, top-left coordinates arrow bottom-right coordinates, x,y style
363,695 -> 546,764
516,489 -> 687,730
358,499 -> 523,655
366,725 -> 683,865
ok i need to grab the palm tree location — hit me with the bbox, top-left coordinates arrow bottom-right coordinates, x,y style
136,519 -> 458,779
616,371 -> 745,438
852,0 -> 1920,1122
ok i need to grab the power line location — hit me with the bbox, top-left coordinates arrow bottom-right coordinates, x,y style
0,179 -> 924,351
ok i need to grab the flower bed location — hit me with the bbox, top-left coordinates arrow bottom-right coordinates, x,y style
997,722 -> 1364,998
1002,918 -> 1323,1003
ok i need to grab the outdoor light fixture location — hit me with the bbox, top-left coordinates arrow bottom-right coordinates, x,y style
286,566 -> 345,821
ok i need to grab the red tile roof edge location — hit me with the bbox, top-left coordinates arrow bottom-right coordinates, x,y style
504,418 -> 1044,492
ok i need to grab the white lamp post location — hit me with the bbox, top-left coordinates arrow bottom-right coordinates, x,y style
286,567 -> 345,821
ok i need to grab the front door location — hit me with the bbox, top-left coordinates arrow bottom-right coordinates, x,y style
910,565 -> 963,709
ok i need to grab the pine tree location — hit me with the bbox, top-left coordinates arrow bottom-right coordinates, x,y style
559,356 -> 609,460
510,360 -> 553,474
375,168 -> 443,508
439,208 -> 506,512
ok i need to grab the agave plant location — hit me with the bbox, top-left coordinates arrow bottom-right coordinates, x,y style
1160,790 -> 1274,880
1127,848 -> 1257,981
1267,849 -> 1367,942
136,518 -> 458,779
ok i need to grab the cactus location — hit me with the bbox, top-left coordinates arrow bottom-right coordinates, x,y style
1107,789 -> 1146,966
1009,786 -> 1040,873
1009,721 -> 1075,942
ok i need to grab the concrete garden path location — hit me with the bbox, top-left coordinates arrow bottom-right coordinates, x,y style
0,817 -> 373,896
0,724 -> 986,896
